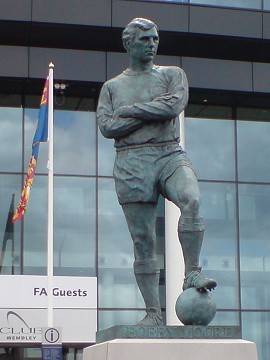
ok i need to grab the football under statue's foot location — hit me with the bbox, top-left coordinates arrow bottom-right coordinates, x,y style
183,269 -> 217,291
137,309 -> 164,326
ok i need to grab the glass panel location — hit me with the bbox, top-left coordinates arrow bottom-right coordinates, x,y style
54,176 -> 96,276
98,129 -> 115,176
23,176 -> 96,275
190,0 -> 261,9
98,178 -> 165,308
242,312 -> 270,360
264,0 -> 270,9
239,184 -> 270,309
53,110 -> 96,175
23,175 -> 47,274
200,182 -> 239,309
0,107 -> 22,172
24,109 -> 96,175
185,117 -> 235,181
237,119 -> 270,182
211,311 -> 240,326
0,174 -> 21,275
98,310 -> 147,330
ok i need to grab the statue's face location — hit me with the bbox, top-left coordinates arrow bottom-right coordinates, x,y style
129,27 -> 159,64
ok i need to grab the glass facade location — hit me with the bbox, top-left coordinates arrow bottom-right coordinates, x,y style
185,105 -> 270,360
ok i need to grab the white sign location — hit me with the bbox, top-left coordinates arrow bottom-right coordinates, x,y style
0,275 -> 97,308
0,308 -> 96,343
0,276 -> 97,343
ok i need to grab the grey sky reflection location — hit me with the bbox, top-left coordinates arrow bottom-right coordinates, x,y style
238,120 -> 270,182
24,109 -> 96,175
23,176 -> 96,271
186,117 -> 235,181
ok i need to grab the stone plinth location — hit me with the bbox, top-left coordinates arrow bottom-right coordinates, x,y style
96,325 -> 240,343
83,339 -> 258,360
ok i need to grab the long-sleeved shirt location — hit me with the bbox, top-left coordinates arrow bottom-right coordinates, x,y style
97,65 -> 189,149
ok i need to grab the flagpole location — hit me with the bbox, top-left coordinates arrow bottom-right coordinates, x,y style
47,62 -> 54,327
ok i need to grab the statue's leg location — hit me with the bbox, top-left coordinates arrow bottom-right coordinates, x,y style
164,166 -> 217,291
122,202 -> 163,326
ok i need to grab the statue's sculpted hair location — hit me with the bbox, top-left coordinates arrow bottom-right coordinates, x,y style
122,18 -> 158,50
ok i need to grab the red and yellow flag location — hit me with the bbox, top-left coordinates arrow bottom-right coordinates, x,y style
13,78 -> 49,223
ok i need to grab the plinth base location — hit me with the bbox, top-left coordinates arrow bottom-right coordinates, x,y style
96,325 -> 240,343
83,339 -> 258,360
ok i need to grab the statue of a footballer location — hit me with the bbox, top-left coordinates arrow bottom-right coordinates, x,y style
97,18 -> 217,326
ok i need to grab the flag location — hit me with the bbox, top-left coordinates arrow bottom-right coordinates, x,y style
0,194 -> 15,272
13,78 -> 49,223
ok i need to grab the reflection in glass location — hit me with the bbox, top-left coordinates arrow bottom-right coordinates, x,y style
98,179 -> 165,308
54,177 -> 96,276
24,176 -> 96,275
264,0 -> 270,9
237,120 -> 270,182
0,107 -> 22,172
54,110 -> 96,175
24,109 -> 96,175
23,175 -> 47,274
0,175 -> 21,274
239,184 -> 270,309
242,312 -> 270,360
98,310 -> 146,330
200,182 -> 238,309
211,311 -> 240,326
263,0 -> 270,9
185,117 -> 235,181
98,129 -> 115,176
190,0 -> 261,9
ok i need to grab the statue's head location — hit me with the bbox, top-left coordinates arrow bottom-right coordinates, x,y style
122,18 -> 159,63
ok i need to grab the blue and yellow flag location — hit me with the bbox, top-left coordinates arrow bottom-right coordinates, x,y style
13,78 -> 49,223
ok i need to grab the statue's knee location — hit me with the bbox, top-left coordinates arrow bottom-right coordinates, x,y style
182,195 -> 200,217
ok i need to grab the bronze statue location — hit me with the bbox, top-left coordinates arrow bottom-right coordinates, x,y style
97,18 -> 217,326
